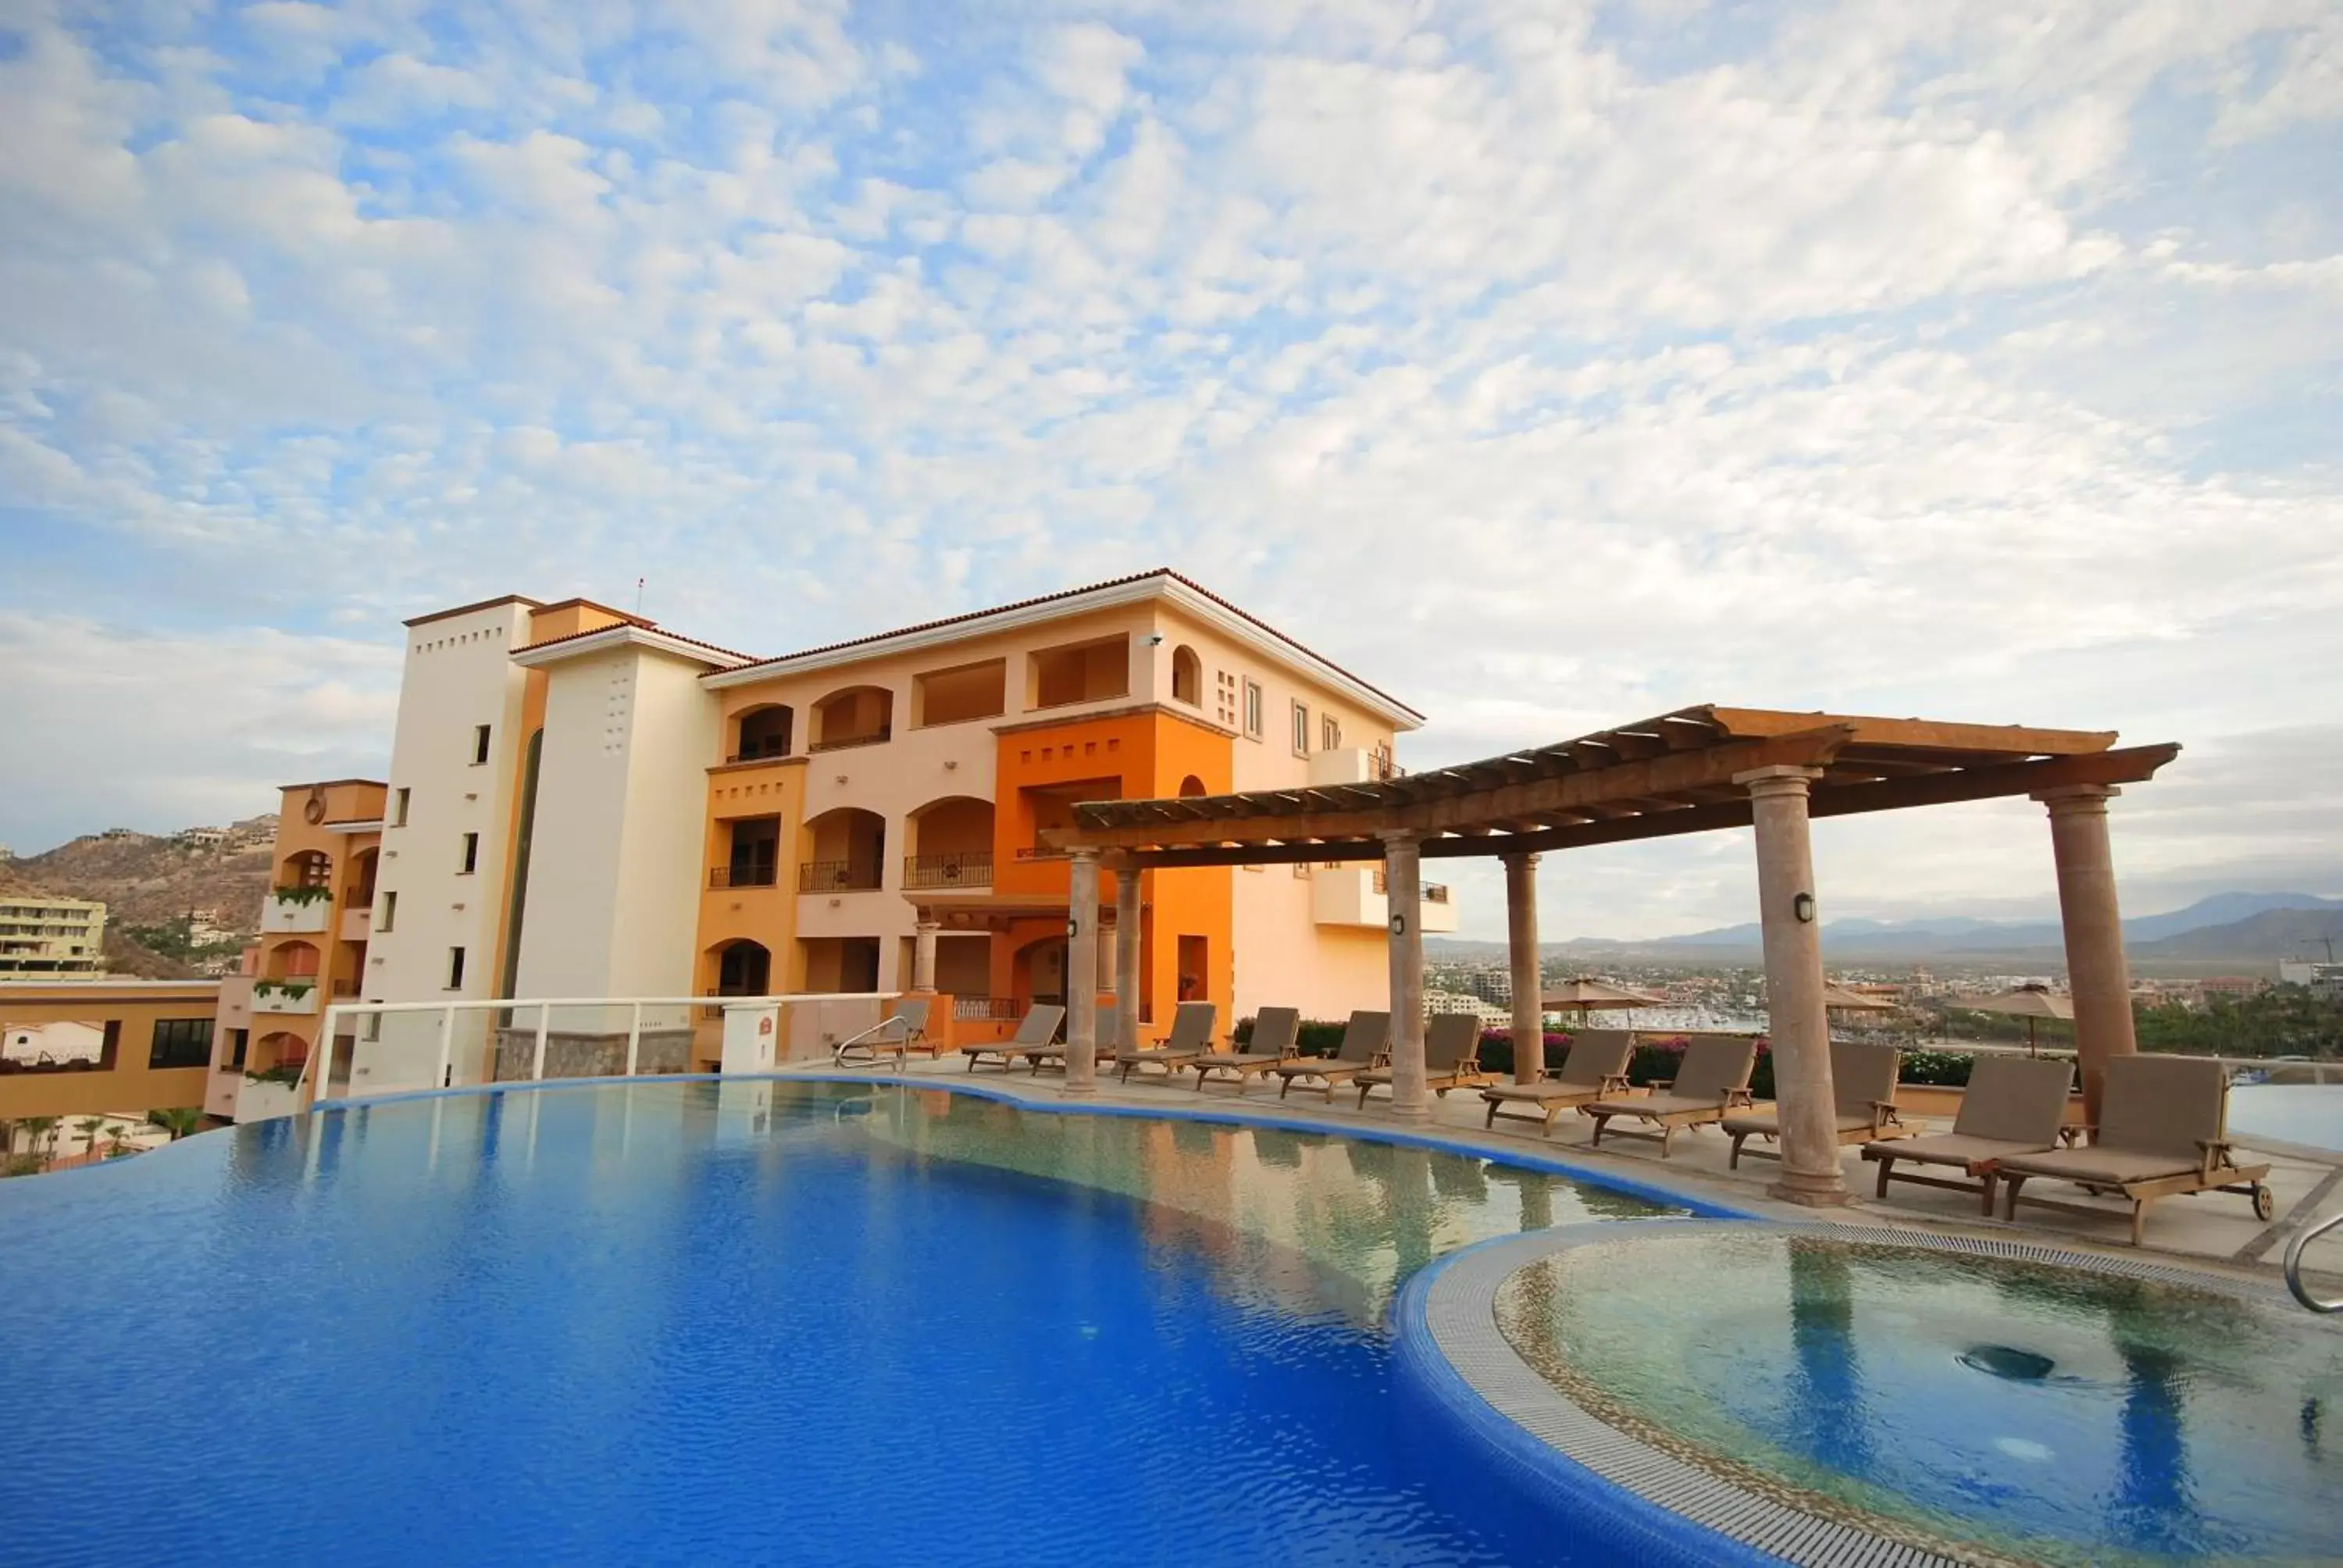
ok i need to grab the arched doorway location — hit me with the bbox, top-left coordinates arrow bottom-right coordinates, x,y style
715,939 -> 772,997
1171,645 -> 1202,705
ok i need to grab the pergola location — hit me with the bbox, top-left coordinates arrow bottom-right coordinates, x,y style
1042,704 -> 2179,1206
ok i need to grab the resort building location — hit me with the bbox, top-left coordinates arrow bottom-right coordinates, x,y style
0,978 -> 219,1128
205,780 -> 384,1118
0,896 -> 106,977
333,572 -> 1453,1092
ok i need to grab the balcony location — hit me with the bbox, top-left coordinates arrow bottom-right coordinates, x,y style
904,851 -> 993,889
251,980 -> 321,1015
807,729 -> 890,754
261,890 -> 332,934
339,905 -> 372,943
1312,867 -> 1460,933
710,864 -> 780,889
797,860 -> 884,893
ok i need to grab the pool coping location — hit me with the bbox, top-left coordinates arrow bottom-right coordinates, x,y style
1396,1217 -> 2307,1568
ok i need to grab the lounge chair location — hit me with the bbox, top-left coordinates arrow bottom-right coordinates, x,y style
1860,1054 -> 2073,1215
1723,1041 -> 1909,1168
1022,1013 -> 1121,1075
1356,1013 -> 1486,1108
1580,1035 -> 1756,1156
1997,1055 -> 2273,1245
1480,1030 -> 1636,1134
1193,1007 -> 1303,1092
833,998 -> 933,1068
958,1005 -> 1065,1072
1118,1002 -> 1218,1082
1269,1010 -> 1389,1100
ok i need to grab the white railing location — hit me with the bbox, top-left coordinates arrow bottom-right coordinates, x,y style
300,991 -> 899,1110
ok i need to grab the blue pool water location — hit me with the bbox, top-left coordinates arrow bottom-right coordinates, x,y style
0,1080 -> 1672,1566
1498,1230 -> 2343,1566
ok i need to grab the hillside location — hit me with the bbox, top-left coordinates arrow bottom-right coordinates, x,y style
2136,907 -> 2343,961
5,816 -> 279,936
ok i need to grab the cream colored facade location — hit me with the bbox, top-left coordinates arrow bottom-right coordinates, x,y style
340,572 -> 1448,1082
0,896 -> 106,977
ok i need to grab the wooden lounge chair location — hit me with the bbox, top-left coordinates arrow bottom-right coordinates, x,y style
1269,1010 -> 1388,1100
1019,1012 -> 1121,1074
1580,1035 -> 1756,1156
1355,1013 -> 1486,1108
1118,1002 -> 1218,1082
1193,1007 -> 1303,1093
1861,1054 -> 2073,1215
1723,1041 -> 1909,1168
1997,1054 -> 2273,1245
833,998 -> 933,1068
958,1004 -> 1065,1073
1480,1030 -> 1635,1135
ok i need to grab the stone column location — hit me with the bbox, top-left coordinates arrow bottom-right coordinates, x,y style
911,919 -> 939,994
1738,765 -> 1848,1206
1382,831 -> 1429,1120
1065,850 -> 1100,1096
2036,786 -> 2136,1128
1114,863 -> 1143,1064
1503,852 -> 1544,1084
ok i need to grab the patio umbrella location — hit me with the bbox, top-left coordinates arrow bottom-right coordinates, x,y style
1819,982 -> 1895,1014
1540,977 -> 1666,1022
1967,983 -> 2074,1057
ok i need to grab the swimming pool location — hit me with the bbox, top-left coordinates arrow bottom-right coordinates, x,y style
1488,1224 -> 2343,1566
0,1079 -> 1682,1566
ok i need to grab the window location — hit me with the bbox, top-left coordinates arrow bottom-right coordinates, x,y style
394,787 -> 411,826
379,890 -> 398,932
1291,700 -> 1310,757
1170,646 -> 1201,705
458,832 -> 479,875
149,1017 -> 214,1070
1242,679 -> 1264,739
1322,715 -> 1343,752
228,1028 -> 248,1069
447,946 -> 466,990
472,725 -> 491,765
912,660 -> 1007,727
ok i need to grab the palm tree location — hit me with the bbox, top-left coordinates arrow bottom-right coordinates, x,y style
145,1107 -> 203,1141
23,1116 -> 59,1165
74,1116 -> 106,1166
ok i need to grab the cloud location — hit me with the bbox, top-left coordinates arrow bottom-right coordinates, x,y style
0,0 -> 2336,942
0,613 -> 400,850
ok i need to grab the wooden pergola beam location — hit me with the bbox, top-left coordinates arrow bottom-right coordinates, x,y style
1114,745 -> 2180,868
1054,725 -> 1855,852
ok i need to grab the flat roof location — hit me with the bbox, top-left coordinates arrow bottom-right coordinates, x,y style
1050,704 -> 2181,866
403,594 -> 544,629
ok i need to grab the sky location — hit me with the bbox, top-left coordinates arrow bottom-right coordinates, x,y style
1,0 -> 2338,943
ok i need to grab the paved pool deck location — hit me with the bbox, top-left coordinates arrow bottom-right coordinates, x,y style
795,1053 -> 2343,1295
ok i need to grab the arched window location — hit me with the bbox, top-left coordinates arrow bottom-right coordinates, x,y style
268,941 -> 321,980
733,704 -> 793,761
811,686 -> 893,750
799,807 -> 887,891
1171,645 -> 1202,705
1178,775 -> 1207,798
280,850 -> 331,889
715,940 -> 771,996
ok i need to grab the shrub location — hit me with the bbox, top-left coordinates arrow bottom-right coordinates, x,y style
1900,1049 -> 1976,1088
1472,1029 -> 1574,1078
269,884 -> 334,907
244,1064 -> 306,1086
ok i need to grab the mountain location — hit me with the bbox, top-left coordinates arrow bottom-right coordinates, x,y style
2135,907 -> 2343,960
5,817 -> 279,935
1617,893 -> 2343,957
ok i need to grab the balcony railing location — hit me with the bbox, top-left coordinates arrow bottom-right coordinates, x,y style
1369,868 -> 1449,901
1015,846 -> 1068,862
710,864 -> 779,889
798,860 -> 884,893
807,730 -> 890,754
953,996 -> 1025,1021
725,742 -> 792,764
904,852 -> 993,889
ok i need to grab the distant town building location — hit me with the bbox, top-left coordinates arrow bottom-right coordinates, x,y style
97,828 -> 144,841
2197,975 -> 2265,1000
0,843 -> 13,861
177,827 -> 229,848
2278,961 -> 2343,1005
0,896 -> 107,978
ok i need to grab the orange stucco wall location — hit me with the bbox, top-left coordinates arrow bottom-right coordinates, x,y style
254,782 -> 385,1064
990,707 -> 1234,1038
694,757 -> 808,992
0,982 -> 219,1121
